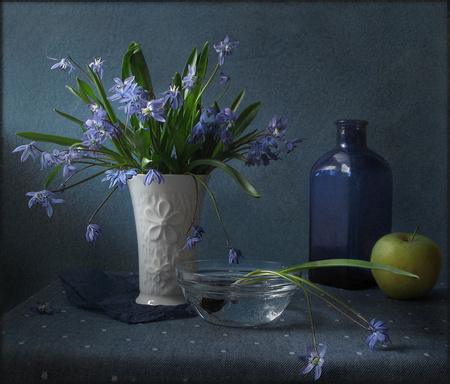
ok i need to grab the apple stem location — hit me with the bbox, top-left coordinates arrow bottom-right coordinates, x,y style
411,225 -> 421,241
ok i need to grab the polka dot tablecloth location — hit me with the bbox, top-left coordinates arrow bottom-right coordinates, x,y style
1,273 -> 447,383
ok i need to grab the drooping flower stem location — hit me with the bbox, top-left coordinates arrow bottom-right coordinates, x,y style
67,56 -> 93,82
298,283 -> 319,354
52,168 -> 115,193
188,172 -> 231,248
302,286 -> 369,331
87,185 -> 119,224
196,63 -> 220,104
185,175 -> 200,237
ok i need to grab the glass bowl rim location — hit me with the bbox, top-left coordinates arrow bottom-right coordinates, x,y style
176,259 -> 298,289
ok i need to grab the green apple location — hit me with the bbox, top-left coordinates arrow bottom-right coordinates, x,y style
370,226 -> 443,300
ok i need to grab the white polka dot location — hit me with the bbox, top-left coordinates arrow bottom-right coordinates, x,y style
334,319 -> 340,322
111,375 -> 118,382
101,329 -> 107,332
289,352 -> 296,355
404,336 -> 410,339
81,319 -> 86,322
344,335 -> 350,338
221,349 -> 226,353
62,290 -> 66,294
62,335 -> 68,339
24,314 -> 30,317
41,371 -> 48,380
194,324 -> 200,327
85,345 -> 91,348
443,319 -> 447,323
162,331 -> 167,334
189,340 -> 195,344
152,348 -> 158,351
254,342 -> 260,345
125,338 -> 131,342
424,328 -> 429,331
424,353 -> 430,357
223,333 -> 228,337
41,325 -> 48,328
18,341 -> 25,345
284,334 -> 290,337
356,351 -> 363,355
280,319 -> 285,322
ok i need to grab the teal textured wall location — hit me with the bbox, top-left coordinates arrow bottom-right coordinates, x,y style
2,2 -> 447,313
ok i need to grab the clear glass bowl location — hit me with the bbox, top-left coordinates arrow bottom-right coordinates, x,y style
176,259 -> 297,327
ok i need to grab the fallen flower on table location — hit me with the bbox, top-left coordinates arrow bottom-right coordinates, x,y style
237,259 -> 417,380
30,302 -> 61,315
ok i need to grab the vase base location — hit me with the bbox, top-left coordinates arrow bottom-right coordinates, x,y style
136,292 -> 187,306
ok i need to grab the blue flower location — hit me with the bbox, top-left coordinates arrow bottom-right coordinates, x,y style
268,115 -> 289,138
31,302 -> 61,315
161,85 -> 184,110
143,169 -> 165,185
213,35 -> 239,66
281,138 -> 303,153
102,169 -> 137,191
40,150 -> 62,170
228,247 -> 243,264
89,56 -> 106,79
60,147 -> 83,178
192,225 -> 205,238
120,84 -> 150,117
86,224 -> 103,242
366,318 -> 391,351
215,108 -> 237,129
108,76 -> 135,102
298,343 -> 327,380
12,141 -> 40,162
26,190 -> 65,217
182,65 -> 198,92
48,56 -> 75,73
183,236 -> 201,250
219,72 -> 230,84
141,98 -> 166,122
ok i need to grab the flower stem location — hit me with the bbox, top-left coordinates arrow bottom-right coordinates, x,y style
87,185 -> 119,224
187,172 -> 231,248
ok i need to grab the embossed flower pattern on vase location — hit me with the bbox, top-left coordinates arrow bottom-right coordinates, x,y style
145,200 -> 185,243
146,255 -> 174,295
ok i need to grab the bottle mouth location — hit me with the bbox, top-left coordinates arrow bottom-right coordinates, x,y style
334,119 -> 369,127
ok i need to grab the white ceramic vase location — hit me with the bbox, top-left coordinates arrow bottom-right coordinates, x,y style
128,174 -> 210,306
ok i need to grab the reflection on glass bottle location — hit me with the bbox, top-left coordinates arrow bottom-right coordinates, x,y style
309,120 -> 392,289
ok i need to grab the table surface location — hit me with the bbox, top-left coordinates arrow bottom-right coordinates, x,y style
1,273 -> 448,383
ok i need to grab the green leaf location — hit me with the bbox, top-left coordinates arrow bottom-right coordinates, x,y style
122,42 -> 154,96
233,101 -> 261,139
181,46 -> 198,80
277,259 -> 420,280
134,128 -> 151,163
87,66 -> 119,125
44,165 -> 62,188
186,158 -> 260,198
195,42 -> 209,87
230,88 -> 246,112
76,78 -> 97,104
54,109 -> 85,130
65,86 -> 84,103
16,132 -> 82,147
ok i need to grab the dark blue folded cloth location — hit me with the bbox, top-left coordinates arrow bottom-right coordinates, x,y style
59,269 -> 196,324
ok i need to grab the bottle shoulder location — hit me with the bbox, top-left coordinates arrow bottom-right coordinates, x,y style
311,147 -> 391,175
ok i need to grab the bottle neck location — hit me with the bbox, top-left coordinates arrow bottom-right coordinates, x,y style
335,119 -> 368,150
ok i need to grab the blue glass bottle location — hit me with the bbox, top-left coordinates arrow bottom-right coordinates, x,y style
309,120 -> 392,289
